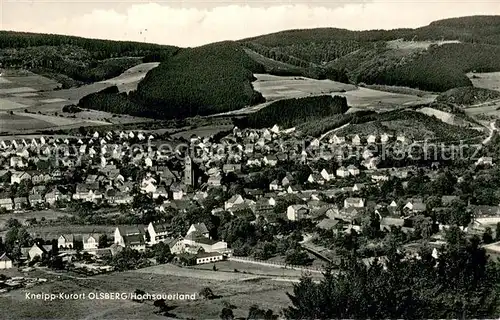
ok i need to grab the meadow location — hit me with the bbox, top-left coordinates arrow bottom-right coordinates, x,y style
468,72 -> 500,92
0,209 -> 71,230
1,267 -> 294,319
0,64 -> 160,133
252,73 -> 356,101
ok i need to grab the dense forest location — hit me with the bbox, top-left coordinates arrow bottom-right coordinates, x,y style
241,16 -> 500,91
133,41 -> 266,118
79,42 -> 267,119
235,95 -> 349,129
0,32 -> 179,87
284,229 -> 500,319
78,86 -> 149,117
436,86 -> 500,105
0,31 -> 173,58
328,42 -> 500,91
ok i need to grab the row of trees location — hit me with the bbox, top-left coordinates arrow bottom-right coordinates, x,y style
237,95 -> 348,129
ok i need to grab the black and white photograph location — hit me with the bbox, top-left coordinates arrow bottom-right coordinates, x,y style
0,0 -> 500,319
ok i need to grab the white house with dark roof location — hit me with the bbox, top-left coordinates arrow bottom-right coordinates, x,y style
336,166 -> 350,178
344,197 -> 365,208
224,195 -> 244,210
0,253 -> 13,269
186,223 -> 209,238
147,222 -> 171,245
114,226 -> 146,251
287,205 -> 310,221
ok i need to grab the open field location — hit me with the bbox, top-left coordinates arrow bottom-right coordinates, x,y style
338,87 -> 437,109
0,269 -> 294,319
464,100 -> 500,118
0,113 -> 55,131
386,39 -> 461,51
215,76 -> 437,117
0,111 -> 110,134
0,98 -> 31,110
0,70 -> 60,91
468,72 -> 500,92
0,210 -> 71,230
99,62 -> 160,93
0,64 -> 162,133
418,107 -> 473,127
191,260 -> 323,279
253,73 -> 357,102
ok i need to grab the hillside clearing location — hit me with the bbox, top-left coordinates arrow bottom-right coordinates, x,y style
253,73 -> 356,101
99,62 -> 160,93
337,87 -> 437,108
468,72 -> 500,92
418,107 -> 473,127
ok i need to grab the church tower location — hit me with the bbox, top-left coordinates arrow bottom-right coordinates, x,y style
184,154 -> 194,186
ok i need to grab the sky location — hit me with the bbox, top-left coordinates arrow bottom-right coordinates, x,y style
1,1 -> 499,47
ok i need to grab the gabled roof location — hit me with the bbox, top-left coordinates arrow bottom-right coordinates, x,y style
123,234 -> 145,246
0,252 -> 11,262
190,223 -> 209,234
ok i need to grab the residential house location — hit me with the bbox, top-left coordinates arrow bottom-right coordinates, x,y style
263,155 -> 278,166
475,157 -> 493,166
381,133 -> 391,144
269,180 -> 281,191
336,166 -> 350,178
13,197 -> 28,210
287,185 -> 302,194
347,165 -> 360,176
307,173 -> 325,185
367,134 -> 377,144
287,205 -> 310,221
58,234 -> 76,249
10,171 -> 32,184
404,199 -> 427,213
170,183 -> 186,200
282,174 -> 295,186
83,234 -> 101,251
0,253 -> 13,269
114,226 -> 146,251
186,223 -> 210,238
208,175 -> 222,187
147,222 -> 171,245
222,164 -> 242,174
344,197 -> 365,208
0,196 -> 13,211
330,135 -> 346,145
352,134 -> 362,146
28,243 -> 52,261
168,237 -> 186,254
320,169 -> 335,181
224,195 -> 244,210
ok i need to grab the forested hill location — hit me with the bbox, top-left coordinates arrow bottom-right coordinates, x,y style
240,15 -> 500,91
0,31 -> 176,57
4,15 -> 500,120
0,31 -> 179,87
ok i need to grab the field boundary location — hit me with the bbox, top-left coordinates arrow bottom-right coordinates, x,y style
228,256 -> 324,273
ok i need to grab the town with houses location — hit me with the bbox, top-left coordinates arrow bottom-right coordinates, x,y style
0,123 -> 500,293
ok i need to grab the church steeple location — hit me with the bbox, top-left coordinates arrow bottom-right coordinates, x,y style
184,154 -> 194,186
